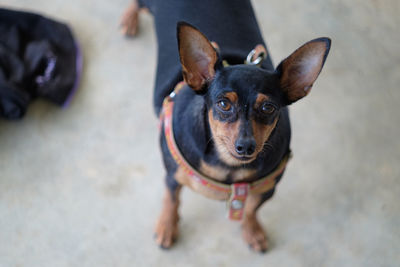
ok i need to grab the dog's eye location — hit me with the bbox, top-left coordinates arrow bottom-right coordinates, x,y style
217,100 -> 232,111
261,102 -> 275,114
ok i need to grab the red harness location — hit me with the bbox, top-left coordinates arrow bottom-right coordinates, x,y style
160,82 -> 291,220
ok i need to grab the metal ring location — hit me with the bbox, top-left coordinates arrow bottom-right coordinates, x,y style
245,49 -> 265,66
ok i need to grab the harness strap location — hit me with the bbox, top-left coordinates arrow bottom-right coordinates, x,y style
160,82 -> 291,220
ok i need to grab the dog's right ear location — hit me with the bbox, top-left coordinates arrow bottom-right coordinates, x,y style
177,22 -> 219,92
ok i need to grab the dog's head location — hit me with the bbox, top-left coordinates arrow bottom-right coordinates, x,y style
177,22 -> 331,166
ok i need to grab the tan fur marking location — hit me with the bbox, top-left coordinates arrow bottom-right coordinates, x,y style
242,194 -> 269,252
232,168 -> 258,182
154,187 -> 181,248
208,100 -> 279,166
208,110 -> 246,166
200,160 -> 258,183
175,165 -> 229,200
173,166 -> 191,187
199,160 -> 229,181
224,92 -> 238,104
120,1 -> 140,36
254,93 -> 270,109
252,116 -> 278,155
244,193 -> 262,217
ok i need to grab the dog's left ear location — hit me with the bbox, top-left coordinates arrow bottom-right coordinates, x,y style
177,22 -> 219,92
277,38 -> 331,104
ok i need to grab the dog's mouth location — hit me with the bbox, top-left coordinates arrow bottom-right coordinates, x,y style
229,152 -> 256,164
232,154 -> 253,161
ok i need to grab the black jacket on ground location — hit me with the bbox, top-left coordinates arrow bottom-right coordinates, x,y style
0,8 -> 80,119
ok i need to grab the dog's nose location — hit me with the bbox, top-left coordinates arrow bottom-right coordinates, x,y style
235,138 -> 256,156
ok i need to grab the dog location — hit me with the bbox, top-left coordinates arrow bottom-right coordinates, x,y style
121,0 -> 331,252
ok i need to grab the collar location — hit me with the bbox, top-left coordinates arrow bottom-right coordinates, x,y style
160,84 -> 291,221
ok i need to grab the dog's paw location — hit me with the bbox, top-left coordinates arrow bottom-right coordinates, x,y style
241,217 -> 269,253
154,214 -> 179,249
120,2 -> 140,36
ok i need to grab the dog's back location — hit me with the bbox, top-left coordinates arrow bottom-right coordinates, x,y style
139,0 -> 274,115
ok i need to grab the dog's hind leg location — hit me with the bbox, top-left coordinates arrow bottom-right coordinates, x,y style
120,0 -> 144,36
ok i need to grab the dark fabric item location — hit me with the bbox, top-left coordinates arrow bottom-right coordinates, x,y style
0,8 -> 79,119
138,0 -> 274,116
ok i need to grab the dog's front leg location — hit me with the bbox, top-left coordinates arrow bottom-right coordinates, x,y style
154,184 -> 182,249
241,189 -> 276,253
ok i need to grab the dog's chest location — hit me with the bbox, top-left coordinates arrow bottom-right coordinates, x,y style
199,160 -> 258,183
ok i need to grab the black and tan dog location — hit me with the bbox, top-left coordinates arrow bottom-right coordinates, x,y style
121,0 -> 330,252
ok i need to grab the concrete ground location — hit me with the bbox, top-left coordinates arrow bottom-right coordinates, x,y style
1,0 -> 399,266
